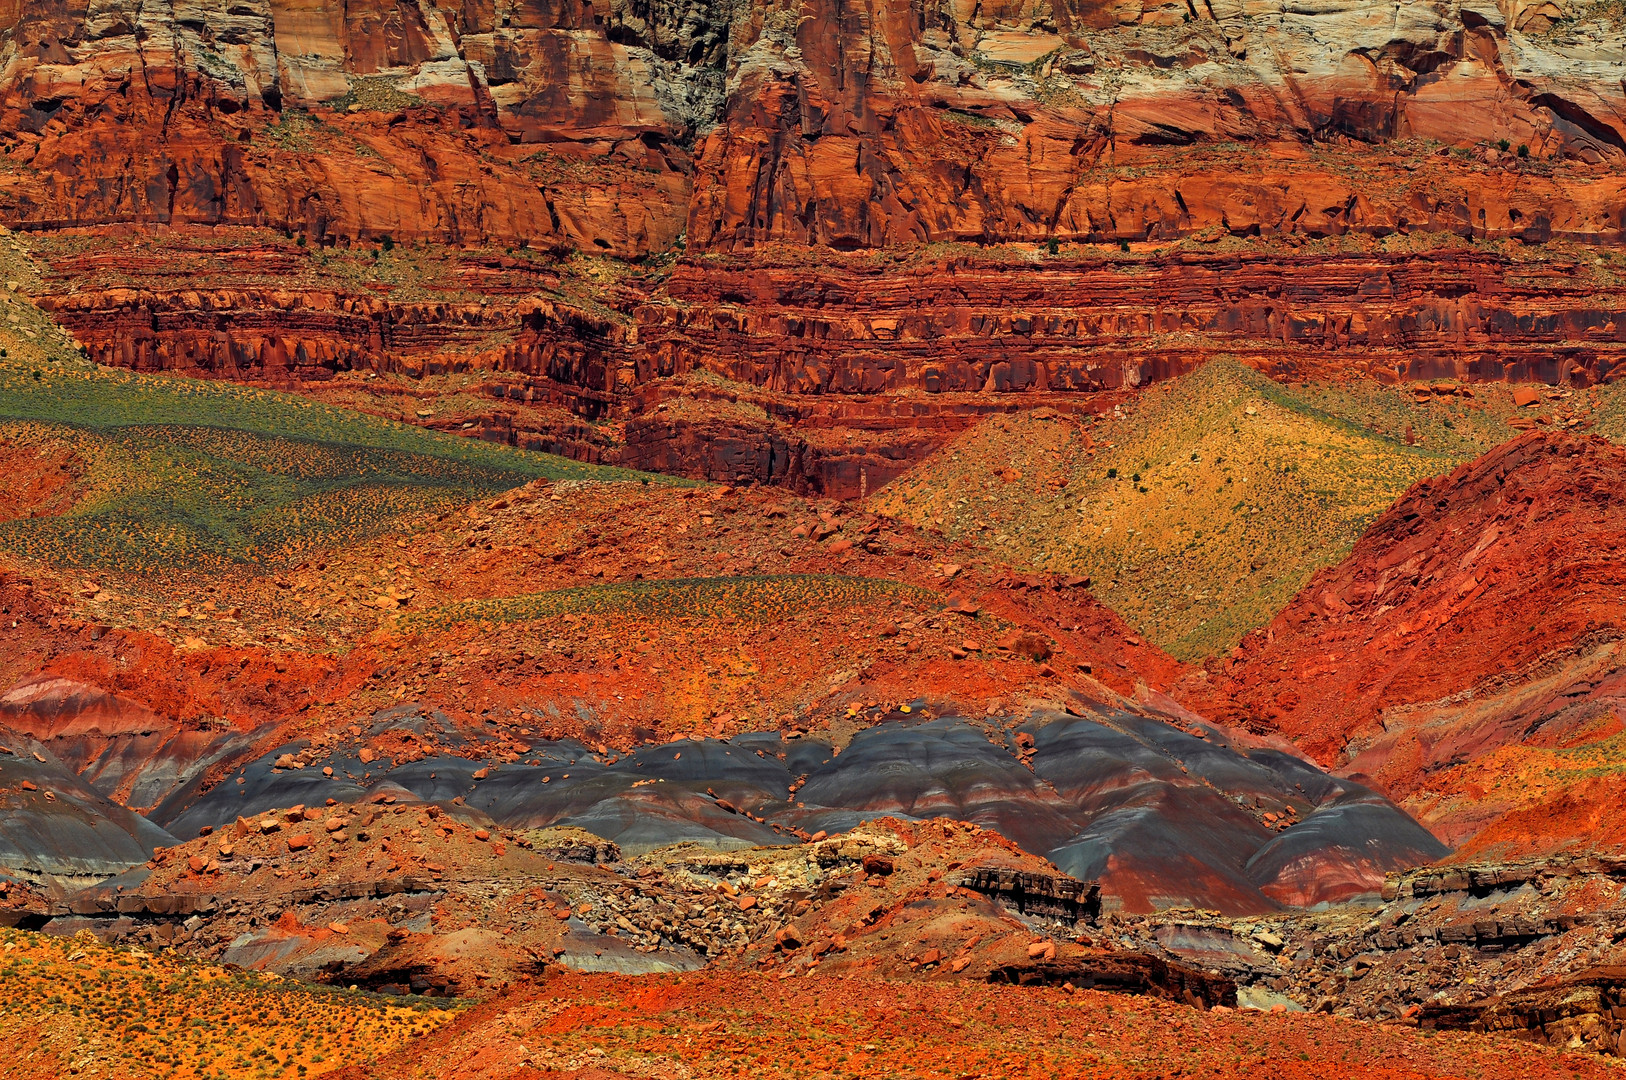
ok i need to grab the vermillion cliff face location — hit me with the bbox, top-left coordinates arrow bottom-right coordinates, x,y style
0,0 -> 709,254
687,0 -> 1626,251
1,0 -> 1623,250
3,0 -> 1625,493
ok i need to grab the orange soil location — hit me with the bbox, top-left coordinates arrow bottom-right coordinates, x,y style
0,928 -> 456,1079
0,437 -> 80,523
3,479 -> 1185,774
329,971 -> 1617,1080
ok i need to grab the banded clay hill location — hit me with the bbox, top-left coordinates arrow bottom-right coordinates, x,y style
2,0 -> 1626,1074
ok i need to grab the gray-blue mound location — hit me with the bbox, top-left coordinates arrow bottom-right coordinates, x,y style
0,741 -> 177,887
151,706 -> 1447,914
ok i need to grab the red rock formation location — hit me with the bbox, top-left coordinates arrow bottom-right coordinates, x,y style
2,0 -> 1624,510
40,239 -> 1626,396
640,248 -> 1626,395
32,231 -> 1626,494
0,0 -> 695,255
685,0 -> 1626,251
2,0 -> 1624,256
472,379 -> 1100,495
0,676 -> 245,812
1200,432 -> 1626,848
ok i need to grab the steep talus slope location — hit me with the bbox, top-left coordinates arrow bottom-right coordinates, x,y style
1204,431 -> 1626,854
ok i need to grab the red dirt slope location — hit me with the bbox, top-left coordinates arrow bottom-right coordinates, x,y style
327,970 -> 1616,1080
1200,432 -> 1626,853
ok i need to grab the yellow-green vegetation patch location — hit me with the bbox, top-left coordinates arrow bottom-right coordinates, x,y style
875,358 -> 1458,660
0,355 -> 682,571
1290,378 -> 1575,454
0,928 -> 461,1079
340,75 -> 427,112
410,574 -> 936,629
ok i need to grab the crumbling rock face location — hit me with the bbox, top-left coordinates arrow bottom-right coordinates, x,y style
686,0 -> 1626,251
39,284 -> 628,386
46,811 -> 1236,1005
960,865 -> 1102,921
1420,969 -> 1626,1055
615,411 -> 931,498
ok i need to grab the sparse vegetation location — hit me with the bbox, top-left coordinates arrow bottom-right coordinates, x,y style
410,574 -> 936,630
873,359 -> 1464,659
0,354 -> 675,571
0,928 -> 458,1078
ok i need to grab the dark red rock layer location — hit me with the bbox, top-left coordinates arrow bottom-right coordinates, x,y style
39,244 -> 1626,395
639,249 -> 1626,394
31,239 -> 1626,493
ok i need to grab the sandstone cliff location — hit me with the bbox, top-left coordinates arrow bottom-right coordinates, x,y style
1,0 -> 1622,250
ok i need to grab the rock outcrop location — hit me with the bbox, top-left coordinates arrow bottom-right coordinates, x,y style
0,738 -> 177,890
688,0 -> 1626,251
136,706 -> 1442,915
25,238 -> 1626,496
0,0 -> 708,254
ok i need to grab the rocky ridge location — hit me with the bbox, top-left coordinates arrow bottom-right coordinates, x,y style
1202,431 -> 1626,851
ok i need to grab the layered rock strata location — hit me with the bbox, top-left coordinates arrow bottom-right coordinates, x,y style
26,239 -> 1626,493
2,0 -> 1623,249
